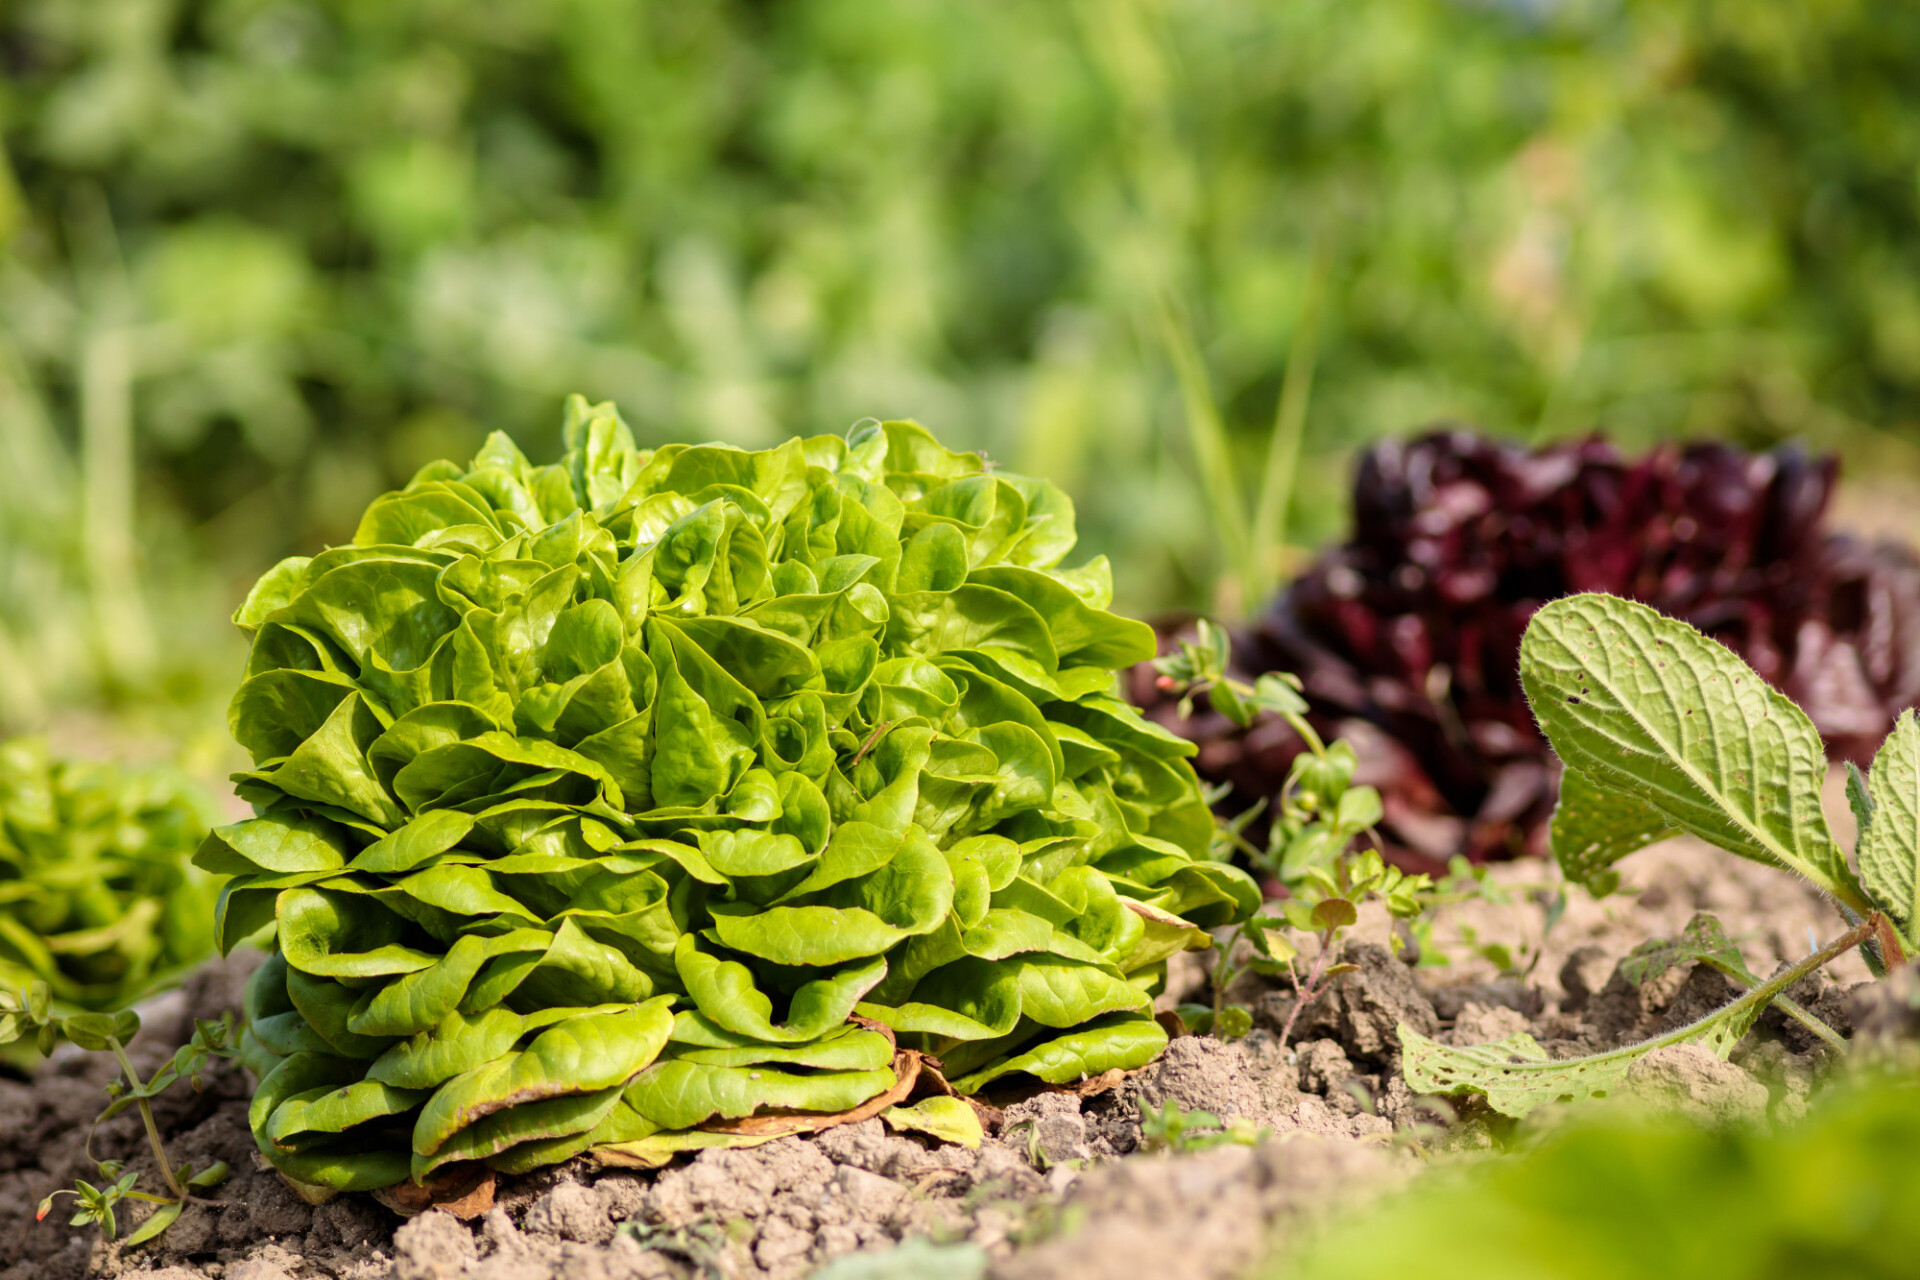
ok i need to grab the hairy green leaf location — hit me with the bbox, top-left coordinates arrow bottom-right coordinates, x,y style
1858,711 -> 1920,944
1520,594 -> 1862,908
1397,923 -> 1841,1120
1618,913 -> 1755,988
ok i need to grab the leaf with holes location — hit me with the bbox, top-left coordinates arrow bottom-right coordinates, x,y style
1397,925 -> 1834,1121
1398,1010 -> 1757,1121
1549,767 -> 1670,895
1618,913 -> 1757,988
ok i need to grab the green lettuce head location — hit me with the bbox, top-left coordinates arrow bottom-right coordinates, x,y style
202,397 -> 1256,1190
1,738 -> 219,1013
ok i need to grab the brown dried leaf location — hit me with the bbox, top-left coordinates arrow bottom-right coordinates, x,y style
371,1164 -> 495,1219
697,1048 -> 923,1138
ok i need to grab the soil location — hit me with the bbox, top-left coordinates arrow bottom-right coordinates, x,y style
0,836 -> 1874,1280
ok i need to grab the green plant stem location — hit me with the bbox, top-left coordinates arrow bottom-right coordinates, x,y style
1211,929 -> 1232,1021
1212,920 -> 1252,1021
1277,926 -> 1339,1049
1281,710 -> 1327,757
1684,958 -> 1846,1053
1157,297 -> 1250,615
1248,248 -> 1325,608
1713,918 -> 1875,1039
108,1038 -> 189,1203
1511,917 -> 1876,1080
1764,990 -> 1847,1054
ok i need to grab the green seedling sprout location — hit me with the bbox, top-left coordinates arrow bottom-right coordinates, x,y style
1154,621 -> 1431,1046
1,981 -> 234,1244
1138,1099 -> 1267,1153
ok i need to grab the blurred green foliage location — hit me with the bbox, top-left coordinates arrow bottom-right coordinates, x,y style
0,736 -> 218,1013
4,0 -> 1920,729
1274,1073 -> 1920,1280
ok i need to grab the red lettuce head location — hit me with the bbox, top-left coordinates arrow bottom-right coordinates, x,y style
1134,429 -> 1920,873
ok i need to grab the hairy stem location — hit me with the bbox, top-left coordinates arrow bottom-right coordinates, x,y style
1700,961 -> 1847,1054
1543,917 -> 1877,1074
1741,919 -> 1876,1016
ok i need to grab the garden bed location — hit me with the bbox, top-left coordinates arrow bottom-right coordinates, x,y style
1,836 -> 1863,1280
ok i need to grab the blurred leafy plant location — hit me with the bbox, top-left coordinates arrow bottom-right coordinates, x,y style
7,0 -> 1920,725
1275,1072 -> 1920,1280
0,737 -> 220,1014
1138,1099 -> 1266,1154
0,985 -> 234,1244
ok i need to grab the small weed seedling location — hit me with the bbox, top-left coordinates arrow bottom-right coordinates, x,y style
1138,1100 -> 1267,1153
1402,592 -> 1920,1118
0,981 -> 234,1243
1154,621 -> 1431,1044
1408,855 -> 1567,974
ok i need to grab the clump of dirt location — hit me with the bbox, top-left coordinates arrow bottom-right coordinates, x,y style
2,835 -> 1875,1280
992,1136 -> 1406,1280
1621,1045 -> 1771,1127
1252,943 -> 1440,1071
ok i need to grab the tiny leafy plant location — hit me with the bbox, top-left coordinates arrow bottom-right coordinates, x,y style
1403,592 -> 1918,1117
1138,1099 -> 1267,1153
0,982 -> 234,1244
0,739 -> 219,1021
1403,855 -> 1569,975
204,398 -> 1258,1193
1153,623 -> 1429,1044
